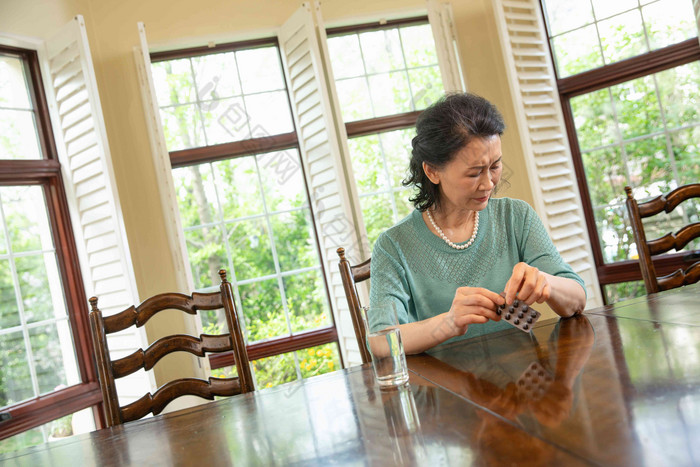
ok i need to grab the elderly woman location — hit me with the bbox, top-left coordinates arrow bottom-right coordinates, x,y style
368,92 -> 586,354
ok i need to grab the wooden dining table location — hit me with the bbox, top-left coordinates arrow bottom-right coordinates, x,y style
2,283 -> 699,466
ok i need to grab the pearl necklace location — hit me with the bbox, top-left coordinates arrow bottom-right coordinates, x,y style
426,209 -> 479,250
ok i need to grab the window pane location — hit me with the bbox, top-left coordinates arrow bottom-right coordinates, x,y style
544,0 -> 696,77
358,29 -> 405,74
329,22 -> 445,123
571,88 -> 617,151
625,135 -> 675,196
270,211 -> 316,271
583,146 -> 626,207
0,260 -> 19,328
595,204 -> 634,263
0,109 -> 42,160
184,226 -> 227,289
153,45 -> 292,151
598,10 -> 648,64
239,279 -> 285,342
335,77 -> 373,121
151,59 -> 196,107
228,218 -> 275,281
400,24 -> 439,67
297,343 -> 341,379
348,134 -> 388,193
192,52 -> 242,100
235,47 -> 285,94
212,158 -> 264,219
0,55 -> 31,109
671,127 -> 700,186
173,164 -> 221,228
200,96 -> 250,144
367,72 -> 412,116
603,280 -> 646,305
543,0 -> 594,36
379,129 -> 412,187
253,351 -> 297,389
408,66 -> 443,110
550,26 -> 603,78
611,75 -> 662,140
30,321 -> 79,395
160,104 -> 204,150
656,62 -> 700,130
0,330 -> 33,406
257,150 -> 306,211
284,270 -> 331,333
360,193 -> 395,247
643,0 -> 696,51
2,186 -> 51,254
326,35 -> 364,79
590,0 -> 637,21
244,91 -> 293,135
16,254 -> 60,324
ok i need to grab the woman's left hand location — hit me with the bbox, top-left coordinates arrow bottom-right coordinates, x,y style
504,262 -> 550,305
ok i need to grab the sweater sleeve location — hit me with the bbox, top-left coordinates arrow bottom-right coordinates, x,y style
368,233 -> 413,332
517,201 -> 587,295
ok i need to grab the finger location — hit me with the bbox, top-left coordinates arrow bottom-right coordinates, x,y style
518,267 -> 539,304
457,287 -> 506,306
455,291 -> 503,310
505,263 -> 527,304
454,313 -> 488,328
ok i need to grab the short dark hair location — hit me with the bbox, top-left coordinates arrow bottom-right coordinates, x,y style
403,92 -> 506,211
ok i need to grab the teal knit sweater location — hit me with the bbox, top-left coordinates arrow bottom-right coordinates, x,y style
368,198 -> 585,340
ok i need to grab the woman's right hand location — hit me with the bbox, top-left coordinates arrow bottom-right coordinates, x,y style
445,287 -> 505,337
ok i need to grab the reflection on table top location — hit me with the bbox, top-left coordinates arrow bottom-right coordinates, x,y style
2,284 -> 698,466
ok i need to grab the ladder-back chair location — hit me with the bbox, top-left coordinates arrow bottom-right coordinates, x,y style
89,269 -> 254,426
337,247 -> 372,364
625,184 -> 700,293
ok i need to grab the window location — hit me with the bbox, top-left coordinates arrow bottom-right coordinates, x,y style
540,0 -> 700,302
327,18 -> 447,247
150,39 -> 341,388
0,47 -> 98,451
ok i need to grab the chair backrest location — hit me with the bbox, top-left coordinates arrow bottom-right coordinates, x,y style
337,247 -> 372,364
89,269 -> 254,427
625,184 -> 700,293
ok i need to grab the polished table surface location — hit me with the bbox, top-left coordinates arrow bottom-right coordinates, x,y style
2,284 -> 699,466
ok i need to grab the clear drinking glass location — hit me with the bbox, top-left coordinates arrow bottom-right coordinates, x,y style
361,304 -> 410,388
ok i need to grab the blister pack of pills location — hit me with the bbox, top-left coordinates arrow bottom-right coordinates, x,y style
496,299 -> 541,332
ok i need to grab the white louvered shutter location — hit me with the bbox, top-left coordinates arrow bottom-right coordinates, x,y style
492,1 -> 603,308
41,16 -> 154,401
133,23 -> 193,294
279,3 -> 368,365
427,0 -> 466,92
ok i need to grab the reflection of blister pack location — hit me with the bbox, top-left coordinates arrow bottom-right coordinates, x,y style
496,300 -> 541,332
516,361 -> 553,401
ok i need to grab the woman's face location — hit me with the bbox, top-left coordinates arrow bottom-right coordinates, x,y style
424,135 -> 503,212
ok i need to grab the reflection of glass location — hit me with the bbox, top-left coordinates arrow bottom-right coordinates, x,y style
382,384 -> 421,436
361,304 -> 409,388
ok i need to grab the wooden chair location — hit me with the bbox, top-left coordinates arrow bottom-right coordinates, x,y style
337,247 -> 372,364
625,184 -> 700,293
89,269 -> 254,427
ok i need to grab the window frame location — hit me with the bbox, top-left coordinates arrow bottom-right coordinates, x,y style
149,37 -> 342,372
0,44 -> 104,441
326,16 -> 430,138
538,2 -> 700,298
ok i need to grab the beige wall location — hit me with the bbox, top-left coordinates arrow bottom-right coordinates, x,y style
0,0 -> 537,383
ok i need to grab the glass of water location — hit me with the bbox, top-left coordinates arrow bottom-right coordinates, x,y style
361,304 -> 410,388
